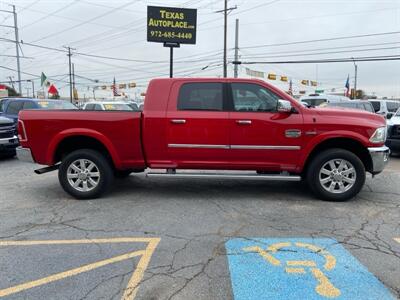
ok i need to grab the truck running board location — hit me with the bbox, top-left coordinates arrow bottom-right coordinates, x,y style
34,164 -> 60,174
146,171 -> 301,181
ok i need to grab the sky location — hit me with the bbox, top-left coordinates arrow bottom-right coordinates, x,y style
0,0 -> 399,100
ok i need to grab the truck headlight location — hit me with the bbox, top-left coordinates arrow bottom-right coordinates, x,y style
369,127 -> 387,143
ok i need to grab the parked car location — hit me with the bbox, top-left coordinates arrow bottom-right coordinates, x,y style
324,100 -> 375,113
17,78 -> 389,201
368,99 -> 400,119
127,102 -> 139,111
1,98 -> 77,123
300,94 -> 351,107
386,108 -> 400,153
0,115 -> 18,158
82,102 -> 133,111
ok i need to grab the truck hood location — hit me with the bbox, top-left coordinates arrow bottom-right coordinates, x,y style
387,115 -> 400,126
312,106 -> 386,127
0,116 -> 13,125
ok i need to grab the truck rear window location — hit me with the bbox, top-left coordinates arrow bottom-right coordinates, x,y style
178,83 -> 223,111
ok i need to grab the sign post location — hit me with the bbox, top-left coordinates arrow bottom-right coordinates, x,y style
147,6 -> 197,78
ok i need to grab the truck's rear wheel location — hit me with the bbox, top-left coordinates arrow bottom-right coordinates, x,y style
307,148 -> 365,201
59,149 -> 113,199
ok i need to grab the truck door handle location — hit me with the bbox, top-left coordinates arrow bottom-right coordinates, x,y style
236,120 -> 252,125
171,119 -> 186,124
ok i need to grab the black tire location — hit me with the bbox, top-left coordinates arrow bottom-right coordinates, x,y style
58,149 -> 113,199
306,148 -> 365,201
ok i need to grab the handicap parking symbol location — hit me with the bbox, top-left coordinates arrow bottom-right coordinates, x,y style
225,238 -> 395,300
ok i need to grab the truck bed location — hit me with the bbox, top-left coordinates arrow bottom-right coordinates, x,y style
19,110 -> 145,169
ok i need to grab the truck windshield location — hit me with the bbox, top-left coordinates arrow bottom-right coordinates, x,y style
301,98 -> 327,107
37,101 -> 78,110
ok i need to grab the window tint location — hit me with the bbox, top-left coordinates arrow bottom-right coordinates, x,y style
363,103 -> 374,113
338,102 -> 357,108
6,101 -> 23,115
0,100 -> 5,112
231,83 -> 279,112
84,104 -> 95,110
36,101 -> 77,109
178,83 -> 223,111
386,101 -> 400,112
23,101 -> 36,109
370,101 -> 380,112
302,98 -> 327,107
94,104 -> 103,111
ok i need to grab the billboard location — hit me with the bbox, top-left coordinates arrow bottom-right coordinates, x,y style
147,6 -> 197,45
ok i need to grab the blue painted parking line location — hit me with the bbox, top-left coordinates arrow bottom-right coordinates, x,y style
225,238 -> 395,300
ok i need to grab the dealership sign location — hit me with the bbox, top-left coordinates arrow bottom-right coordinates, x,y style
147,6 -> 197,45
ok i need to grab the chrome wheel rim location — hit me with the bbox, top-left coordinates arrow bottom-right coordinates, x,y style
319,159 -> 356,194
67,159 -> 100,192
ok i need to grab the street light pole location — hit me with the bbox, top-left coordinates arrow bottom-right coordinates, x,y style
12,5 -> 22,95
223,0 -> 227,78
27,80 -> 35,98
233,19 -> 239,78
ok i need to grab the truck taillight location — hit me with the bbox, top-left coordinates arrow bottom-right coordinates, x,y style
18,120 -> 27,142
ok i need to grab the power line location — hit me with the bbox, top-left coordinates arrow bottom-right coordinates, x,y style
239,41 -> 400,57
239,31 -> 400,50
238,46 -> 400,59
31,0 -> 139,43
240,55 -> 400,65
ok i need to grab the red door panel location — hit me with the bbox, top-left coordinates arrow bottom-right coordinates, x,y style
166,81 -> 230,168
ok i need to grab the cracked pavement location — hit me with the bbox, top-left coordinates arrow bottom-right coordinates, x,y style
0,156 -> 399,299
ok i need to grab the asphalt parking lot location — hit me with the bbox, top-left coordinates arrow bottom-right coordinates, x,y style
0,156 -> 399,300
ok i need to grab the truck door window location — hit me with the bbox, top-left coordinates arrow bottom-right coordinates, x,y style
178,83 -> 223,111
5,101 -> 23,115
231,83 -> 279,112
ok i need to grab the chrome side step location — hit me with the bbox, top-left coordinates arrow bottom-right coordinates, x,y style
146,172 -> 301,181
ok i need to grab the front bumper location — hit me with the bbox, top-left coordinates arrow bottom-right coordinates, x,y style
385,139 -> 400,152
16,147 -> 35,163
0,135 -> 19,153
368,146 -> 390,174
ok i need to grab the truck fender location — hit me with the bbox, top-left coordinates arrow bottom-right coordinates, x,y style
297,130 -> 370,172
46,128 -> 122,168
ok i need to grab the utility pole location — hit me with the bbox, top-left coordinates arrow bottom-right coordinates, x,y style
216,2 -> 237,78
351,57 -> 357,99
64,46 -> 75,103
233,19 -> 239,78
72,63 -> 76,101
12,5 -> 22,95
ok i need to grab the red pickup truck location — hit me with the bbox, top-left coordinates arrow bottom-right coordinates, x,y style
17,78 -> 389,201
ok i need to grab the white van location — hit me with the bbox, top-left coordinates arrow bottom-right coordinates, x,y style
299,94 -> 351,107
368,99 -> 400,119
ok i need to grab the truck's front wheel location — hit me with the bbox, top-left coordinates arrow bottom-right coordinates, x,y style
58,149 -> 113,199
307,149 -> 365,201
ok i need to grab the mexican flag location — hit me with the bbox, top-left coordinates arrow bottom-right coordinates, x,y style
48,84 -> 58,95
40,72 -> 48,87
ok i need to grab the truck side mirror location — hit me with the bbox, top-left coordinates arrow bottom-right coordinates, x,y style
277,99 -> 293,113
